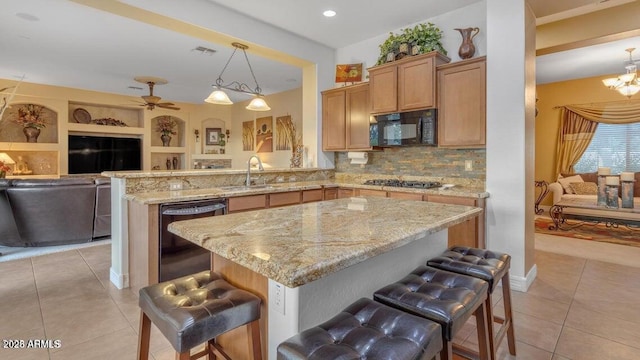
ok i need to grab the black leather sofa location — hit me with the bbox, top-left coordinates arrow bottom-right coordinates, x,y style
0,177 -> 111,247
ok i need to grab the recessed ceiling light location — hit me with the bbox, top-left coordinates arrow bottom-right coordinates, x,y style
323,10 -> 336,17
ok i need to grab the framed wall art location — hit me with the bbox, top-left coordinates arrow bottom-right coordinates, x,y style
205,127 -> 221,145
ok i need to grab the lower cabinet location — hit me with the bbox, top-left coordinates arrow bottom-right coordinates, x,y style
356,189 -> 387,197
337,188 -> 355,198
323,188 -> 338,200
228,195 -> 268,213
302,189 -> 324,203
387,191 -> 424,201
270,191 -> 302,208
425,195 -> 485,248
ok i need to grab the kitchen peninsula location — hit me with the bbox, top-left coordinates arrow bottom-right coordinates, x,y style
168,196 -> 482,359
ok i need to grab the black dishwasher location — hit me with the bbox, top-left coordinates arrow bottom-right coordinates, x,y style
159,198 -> 226,282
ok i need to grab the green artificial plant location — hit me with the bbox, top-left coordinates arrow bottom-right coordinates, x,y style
376,22 -> 447,65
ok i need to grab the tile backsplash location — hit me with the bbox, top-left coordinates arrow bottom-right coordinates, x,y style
335,146 -> 485,185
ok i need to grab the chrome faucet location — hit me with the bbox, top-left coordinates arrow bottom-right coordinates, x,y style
246,155 -> 264,186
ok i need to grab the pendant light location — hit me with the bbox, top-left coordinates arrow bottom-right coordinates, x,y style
205,42 -> 271,111
602,48 -> 640,98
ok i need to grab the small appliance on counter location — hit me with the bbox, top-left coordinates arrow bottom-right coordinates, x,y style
370,109 -> 436,147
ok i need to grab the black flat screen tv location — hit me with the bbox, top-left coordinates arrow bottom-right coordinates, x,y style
68,135 -> 141,174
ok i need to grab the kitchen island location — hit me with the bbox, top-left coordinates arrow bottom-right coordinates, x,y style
169,196 -> 482,359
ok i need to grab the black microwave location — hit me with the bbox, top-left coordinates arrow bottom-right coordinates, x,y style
370,109 -> 437,147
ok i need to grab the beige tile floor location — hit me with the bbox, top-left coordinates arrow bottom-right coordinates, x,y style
1,233 -> 639,360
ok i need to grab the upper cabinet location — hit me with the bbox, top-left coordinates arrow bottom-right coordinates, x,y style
368,51 -> 450,115
437,57 -> 486,148
322,83 -> 371,151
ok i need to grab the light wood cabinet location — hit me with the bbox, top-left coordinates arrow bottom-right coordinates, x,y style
437,57 -> 486,148
388,191 -> 424,201
269,191 -> 302,208
321,83 -> 371,151
302,189 -> 324,203
425,194 -> 485,248
368,51 -> 450,115
228,195 -> 267,213
357,189 -> 387,197
324,188 -> 338,200
337,188 -> 355,198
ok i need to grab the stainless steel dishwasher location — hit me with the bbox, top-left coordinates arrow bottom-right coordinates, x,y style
159,198 -> 227,282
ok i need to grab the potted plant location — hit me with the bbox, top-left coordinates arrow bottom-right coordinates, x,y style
376,22 -> 446,65
218,133 -> 226,154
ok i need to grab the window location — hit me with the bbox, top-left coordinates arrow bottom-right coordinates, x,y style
574,122 -> 640,174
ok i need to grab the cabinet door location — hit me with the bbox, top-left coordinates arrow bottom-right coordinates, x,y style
357,189 -> 387,197
324,188 -> 338,200
437,58 -> 486,148
369,66 -> 397,114
398,56 -> 436,111
388,191 -> 424,201
426,195 -> 479,248
346,84 -> 371,150
269,191 -> 302,207
228,195 -> 267,213
322,89 -> 346,151
302,189 -> 323,203
337,188 -> 354,198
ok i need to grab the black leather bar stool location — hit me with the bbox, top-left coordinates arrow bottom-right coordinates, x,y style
427,246 -> 516,360
277,297 -> 443,360
137,270 -> 262,360
373,265 -> 491,360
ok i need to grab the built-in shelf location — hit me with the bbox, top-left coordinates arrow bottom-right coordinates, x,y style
67,123 -> 145,135
0,142 -> 60,151
151,146 -> 187,153
191,154 -> 231,159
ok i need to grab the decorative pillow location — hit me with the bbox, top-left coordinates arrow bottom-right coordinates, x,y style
569,182 -> 597,195
557,175 -> 583,194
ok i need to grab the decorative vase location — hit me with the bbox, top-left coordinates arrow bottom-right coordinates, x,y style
166,158 -> 171,170
23,127 -> 41,143
386,52 -> 395,63
290,144 -> 303,168
172,156 -> 178,170
220,148 -> 225,154
161,134 -> 171,147
411,44 -> 421,56
0,171 -> 5,178
455,27 -> 480,59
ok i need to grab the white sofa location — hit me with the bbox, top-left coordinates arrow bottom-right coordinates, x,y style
549,181 -> 640,222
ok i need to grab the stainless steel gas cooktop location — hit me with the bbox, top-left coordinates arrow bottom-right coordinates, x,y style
363,179 -> 442,189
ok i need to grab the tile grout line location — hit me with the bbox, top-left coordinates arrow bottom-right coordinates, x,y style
30,256 -> 52,360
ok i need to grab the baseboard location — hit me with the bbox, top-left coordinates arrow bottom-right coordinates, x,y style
110,267 -> 129,290
509,264 -> 537,292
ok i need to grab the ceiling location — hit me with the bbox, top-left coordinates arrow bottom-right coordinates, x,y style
0,0 -> 636,105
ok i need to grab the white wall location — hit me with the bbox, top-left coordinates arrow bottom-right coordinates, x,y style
336,1 -> 487,82
227,88 -> 304,169
124,0 -> 337,169
485,0 -> 537,291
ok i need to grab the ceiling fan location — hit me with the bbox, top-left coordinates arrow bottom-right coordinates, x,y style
134,76 -> 180,110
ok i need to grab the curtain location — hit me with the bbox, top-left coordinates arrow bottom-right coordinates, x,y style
555,101 -> 640,175
555,109 -> 598,175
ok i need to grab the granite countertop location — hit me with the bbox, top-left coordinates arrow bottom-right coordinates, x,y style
103,167 -> 324,179
126,180 -> 488,204
168,197 -> 482,287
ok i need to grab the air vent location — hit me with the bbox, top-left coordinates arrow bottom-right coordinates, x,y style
192,46 -> 217,55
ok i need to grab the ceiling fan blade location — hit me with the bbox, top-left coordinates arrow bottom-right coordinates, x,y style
157,102 -> 175,106
158,104 -> 180,110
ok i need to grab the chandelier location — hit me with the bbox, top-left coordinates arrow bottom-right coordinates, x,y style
602,48 -> 640,98
205,42 -> 271,111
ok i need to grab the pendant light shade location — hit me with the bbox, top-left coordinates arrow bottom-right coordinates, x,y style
206,42 -> 271,111
205,89 -> 233,105
246,97 -> 271,111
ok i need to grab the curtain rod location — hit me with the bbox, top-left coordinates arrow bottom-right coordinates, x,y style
553,99 -> 640,109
